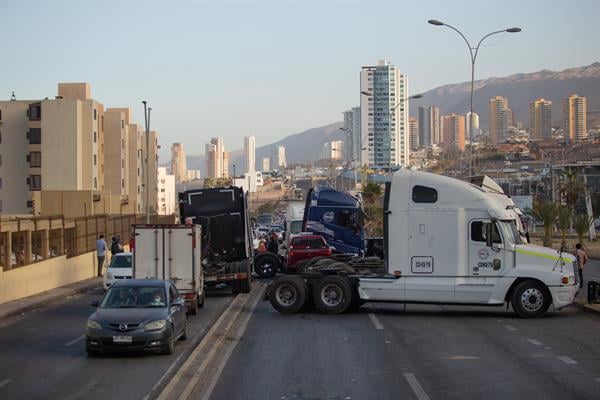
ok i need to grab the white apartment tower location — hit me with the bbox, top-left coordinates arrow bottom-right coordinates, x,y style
361,60 -> 409,169
262,157 -> 270,172
342,107 -> 361,165
277,145 -> 286,169
157,167 -> 176,215
466,111 -> 480,138
244,135 -> 256,173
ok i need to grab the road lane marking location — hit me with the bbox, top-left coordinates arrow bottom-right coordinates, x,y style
504,325 -> 517,331
65,335 -> 85,347
403,373 -> 430,400
368,313 -> 384,330
0,379 -> 11,389
526,338 -> 542,346
557,356 -> 577,365
443,355 -> 479,360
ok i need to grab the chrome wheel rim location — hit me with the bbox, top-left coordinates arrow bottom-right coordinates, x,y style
521,288 -> 543,312
275,284 -> 297,307
321,284 -> 343,307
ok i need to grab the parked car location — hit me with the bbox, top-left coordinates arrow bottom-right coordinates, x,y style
86,279 -> 188,355
285,235 -> 332,270
103,252 -> 133,290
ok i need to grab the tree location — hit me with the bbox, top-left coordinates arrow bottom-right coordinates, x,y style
362,182 -> 382,205
525,201 -> 558,247
573,213 -> 591,244
556,205 -> 571,250
203,177 -> 215,188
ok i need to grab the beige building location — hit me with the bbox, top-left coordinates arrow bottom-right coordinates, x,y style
205,137 -> 228,178
171,143 -> 187,183
489,96 -> 510,144
563,94 -> 587,142
528,98 -> 552,140
442,113 -> 466,151
409,117 -> 419,150
157,167 -> 176,215
104,108 -> 128,197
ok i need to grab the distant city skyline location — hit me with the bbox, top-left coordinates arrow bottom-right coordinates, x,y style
1,1 -> 598,160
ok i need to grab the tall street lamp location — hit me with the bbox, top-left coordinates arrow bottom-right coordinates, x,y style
142,101 -> 152,223
428,19 -> 521,177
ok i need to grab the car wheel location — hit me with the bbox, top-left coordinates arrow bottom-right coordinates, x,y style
268,276 -> 307,314
180,318 -> 188,341
162,327 -> 175,355
313,275 -> 353,314
511,280 -> 551,318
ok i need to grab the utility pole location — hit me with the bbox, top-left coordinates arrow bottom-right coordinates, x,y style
142,101 -> 151,224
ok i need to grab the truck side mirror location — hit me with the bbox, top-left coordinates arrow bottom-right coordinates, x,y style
485,223 -> 493,248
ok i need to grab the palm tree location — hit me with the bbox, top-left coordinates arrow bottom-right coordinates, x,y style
573,213 -> 591,244
557,205 -> 572,250
525,201 -> 558,247
362,182 -> 382,205
559,168 -> 585,209
203,177 -> 215,188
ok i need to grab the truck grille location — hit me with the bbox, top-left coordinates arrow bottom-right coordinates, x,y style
572,260 -> 579,286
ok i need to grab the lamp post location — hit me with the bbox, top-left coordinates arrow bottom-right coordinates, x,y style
428,19 -> 521,177
142,101 -> 151,223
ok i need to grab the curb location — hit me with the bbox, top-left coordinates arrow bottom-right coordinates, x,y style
582,303 -> 600,315
0,278 -> 101,321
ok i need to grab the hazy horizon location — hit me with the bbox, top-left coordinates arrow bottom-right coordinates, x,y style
1,0 -> 598,160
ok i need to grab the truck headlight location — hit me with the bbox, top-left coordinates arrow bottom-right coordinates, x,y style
144,319 -> 167,331
87,320 -> 102,330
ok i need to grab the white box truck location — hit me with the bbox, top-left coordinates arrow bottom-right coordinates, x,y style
267,170 -> 579,318
132,224 -> 204,315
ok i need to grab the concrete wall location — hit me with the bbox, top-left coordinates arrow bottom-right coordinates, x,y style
0,252 -> 96,304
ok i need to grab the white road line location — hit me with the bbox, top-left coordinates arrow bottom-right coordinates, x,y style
0,379 -> 11,389
557,356 -> 577,365
65,335 -> 85,347
368,313 -> 384,330
403,373 -> 430,400
504,325 -> 517,331
526,338 -> 542,346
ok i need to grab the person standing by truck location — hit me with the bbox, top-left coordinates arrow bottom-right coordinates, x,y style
96,234 -> 108,277
575,243 -> 588,288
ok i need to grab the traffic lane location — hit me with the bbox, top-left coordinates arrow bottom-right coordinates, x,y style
373,302 -> 600,400
209,299 -> 418,400
0,285 -> 235,400
583,258 -> 600,282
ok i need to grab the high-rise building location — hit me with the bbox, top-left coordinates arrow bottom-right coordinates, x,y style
360,60 -> 409,169
442,114 -> 466,151
186,170 -> 201,181
408,117 -> 419,150
157,167 -> 176,215
205,137 -> 228,178
171,143 -> 187,183
528,99 -> 552,140
418,106 -> 440,147
465,111 -> 480,140
489,96 -> 510,144
322,141 -> 343,160
342,107 -> 361,165
563,94 -> 587,142
277,145 -> 286,169
262,157 -> 270,172
244,135 -> 256,173
104,108 -> 128,196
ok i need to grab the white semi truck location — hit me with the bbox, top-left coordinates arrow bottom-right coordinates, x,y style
132,224 -> 205,315
268,170 -> 579,318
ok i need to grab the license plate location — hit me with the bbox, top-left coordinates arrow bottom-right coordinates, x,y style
113,335 -> 132,343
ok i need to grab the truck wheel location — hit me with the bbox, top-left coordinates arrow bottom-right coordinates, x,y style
313,275 -> 353,314
241,260 -> 252,293
188,299 -> 198,315
254,254 -> 278,278
269,276 -> 307,314
198,290 -> 205,308
511,280 -> 551,318
231,280 -> 241,294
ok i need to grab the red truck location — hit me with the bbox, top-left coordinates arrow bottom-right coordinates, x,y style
285,235 -> 332,271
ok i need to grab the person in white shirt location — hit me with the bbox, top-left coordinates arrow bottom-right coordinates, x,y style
96,234 -> 108,277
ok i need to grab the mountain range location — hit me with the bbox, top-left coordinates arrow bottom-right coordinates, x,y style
187,62 -> 600,174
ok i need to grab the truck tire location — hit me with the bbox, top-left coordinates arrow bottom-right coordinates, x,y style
511,280 -> 551,318
188,299 -> 198,315
240,260 -> 252,293
198,290 -> 205,308
254,253 -> 278,278
269,276 -> 307,314
313,275 -> 353,314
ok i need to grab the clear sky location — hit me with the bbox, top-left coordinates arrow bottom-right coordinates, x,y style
1,0 -> 598,159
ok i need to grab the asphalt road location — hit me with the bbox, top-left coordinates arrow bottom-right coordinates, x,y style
210,260 -> 600,400
0,284 -> 235,400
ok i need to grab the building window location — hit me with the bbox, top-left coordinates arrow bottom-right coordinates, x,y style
94,131 -> 97,143
30,175 -> 41,190
29,152 -> 41,167
93,154 -> 97,166
94,109 -> 97,120
121,179 -> 124,189
0,177 -> 2,188
0,110 -> 2,120
94,177 -> 97,189
121,120 -> 124,129
121,139 -> 125,149
28,103 -> 41,121
28,128 -> 41,144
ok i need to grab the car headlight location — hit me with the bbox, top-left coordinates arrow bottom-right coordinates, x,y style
106,271 -> 114,280
144,319 -> 167,331
87,320 -> 102,330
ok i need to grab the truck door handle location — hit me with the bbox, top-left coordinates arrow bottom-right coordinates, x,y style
384,210 -> 392,215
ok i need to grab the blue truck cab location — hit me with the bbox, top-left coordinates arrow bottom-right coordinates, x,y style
302,186 -> 364,256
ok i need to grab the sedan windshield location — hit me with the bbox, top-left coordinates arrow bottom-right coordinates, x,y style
109,255 -> 132,268
100,286 -> 166,308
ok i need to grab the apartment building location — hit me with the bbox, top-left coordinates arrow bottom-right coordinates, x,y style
171,143 -> 187,183
244,135 -> 256,173
157,167 -> 176,215
563,94 -> 587,142
528,98 -> 552,140
489,96 -> 510,144
342,107 -> 361,165
441,113 -> 466,151
205,137 -> 228,179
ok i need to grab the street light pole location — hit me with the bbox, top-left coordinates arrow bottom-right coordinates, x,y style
428,19 -> 521,177
142,101 -> 151,224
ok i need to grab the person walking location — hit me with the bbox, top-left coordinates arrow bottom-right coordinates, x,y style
96,234 -> 108,277
575,243 -> 588,289
111,236 -> 123,258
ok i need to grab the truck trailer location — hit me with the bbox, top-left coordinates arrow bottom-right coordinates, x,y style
179,187 -> 253,294
267,170 -> 579,318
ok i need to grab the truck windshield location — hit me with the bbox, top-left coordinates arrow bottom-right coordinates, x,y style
290,220 -> 303,234
499,220 -> 523,245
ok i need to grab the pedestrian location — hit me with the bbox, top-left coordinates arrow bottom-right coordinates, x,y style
96,234 -> 108,277
267,231 -> 278,253
575,243 -> 588,289
111,236 -> 123,257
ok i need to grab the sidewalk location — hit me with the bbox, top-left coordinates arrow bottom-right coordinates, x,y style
0,277 -> 102,321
